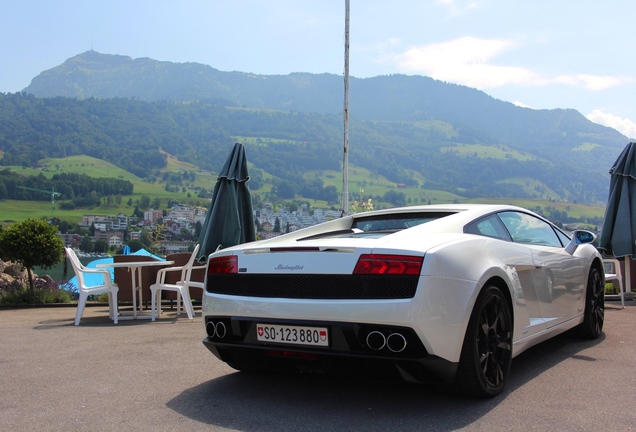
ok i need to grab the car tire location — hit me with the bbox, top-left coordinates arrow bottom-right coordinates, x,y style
455,285 -> 512,398
576,267 -> 605,339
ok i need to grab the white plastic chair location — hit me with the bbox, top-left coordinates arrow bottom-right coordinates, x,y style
150,244 -> 202,321
174,261 -> 206,313
66,248 -> 119,325
603,258 -> 625,308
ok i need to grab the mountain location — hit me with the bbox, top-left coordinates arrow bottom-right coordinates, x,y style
9,51 -> 630,205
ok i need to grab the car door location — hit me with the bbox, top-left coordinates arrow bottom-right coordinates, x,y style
465,214 -> 544,338
497,211 -> 585,327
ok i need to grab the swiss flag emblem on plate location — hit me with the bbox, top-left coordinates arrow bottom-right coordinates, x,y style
257,326 -> 264,337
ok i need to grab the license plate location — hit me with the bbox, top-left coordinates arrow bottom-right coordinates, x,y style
256,323 -> 329,347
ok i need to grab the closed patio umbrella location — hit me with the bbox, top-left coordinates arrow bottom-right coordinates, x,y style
197,142 -> 256,261
599,141 -> 636,297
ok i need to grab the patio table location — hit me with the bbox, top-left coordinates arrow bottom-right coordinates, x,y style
96,260 -> 174,319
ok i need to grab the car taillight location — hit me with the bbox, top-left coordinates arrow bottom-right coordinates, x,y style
353,254 -> 423,275
207,256 -> 238,274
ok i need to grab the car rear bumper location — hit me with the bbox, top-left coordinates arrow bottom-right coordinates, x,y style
202,315 -> 458,384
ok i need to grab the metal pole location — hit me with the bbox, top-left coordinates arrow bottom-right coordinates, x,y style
342,0 -> 350,216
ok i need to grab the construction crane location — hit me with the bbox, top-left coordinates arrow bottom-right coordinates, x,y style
18,186 -> 61,219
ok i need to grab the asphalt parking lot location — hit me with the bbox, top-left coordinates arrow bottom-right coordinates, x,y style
1,301 -> 635,432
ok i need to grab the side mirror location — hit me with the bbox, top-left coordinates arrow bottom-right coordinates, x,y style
564,230 -> 596,255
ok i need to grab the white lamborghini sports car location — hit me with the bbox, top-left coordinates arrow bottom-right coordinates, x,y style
201,204 -> 604,397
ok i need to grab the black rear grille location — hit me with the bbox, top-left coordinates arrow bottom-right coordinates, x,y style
206,274 -> 418,299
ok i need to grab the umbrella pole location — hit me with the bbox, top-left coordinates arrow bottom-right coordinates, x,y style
626,257 -> 632,299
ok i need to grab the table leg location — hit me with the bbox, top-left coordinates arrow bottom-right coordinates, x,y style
131,267 -> 138,319
112,264 -> 159,320
137,268 -> 144,313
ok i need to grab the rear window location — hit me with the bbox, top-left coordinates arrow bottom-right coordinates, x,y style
352,212 -> 455,233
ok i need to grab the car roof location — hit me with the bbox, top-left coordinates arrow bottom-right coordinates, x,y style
350,203 -> 523,219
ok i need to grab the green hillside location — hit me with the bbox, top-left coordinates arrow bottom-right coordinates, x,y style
0,92 -> 622,207
0,50 -> 626,225
0,153 -> 606,229
1,154 -> 214,223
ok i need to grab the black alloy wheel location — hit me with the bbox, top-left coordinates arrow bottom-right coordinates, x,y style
455,285 -> 513,398
577,267 -> 605,339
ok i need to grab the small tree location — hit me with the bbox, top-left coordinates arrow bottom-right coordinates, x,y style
126,239 -> 145,253
144,224 -> 166,255
0,218 -> 65,291
80,235 -> 94,253
94,239 -> 108,253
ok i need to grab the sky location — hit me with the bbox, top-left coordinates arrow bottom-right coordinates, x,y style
3,0 -> 636,138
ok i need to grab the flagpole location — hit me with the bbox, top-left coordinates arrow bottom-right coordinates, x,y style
342,0 -> 350,216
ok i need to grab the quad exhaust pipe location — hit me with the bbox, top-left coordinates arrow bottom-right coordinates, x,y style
206,320 -> 227,339
386,333 -> 407,353
365,330 -> 407,353
366,331 -> 386,350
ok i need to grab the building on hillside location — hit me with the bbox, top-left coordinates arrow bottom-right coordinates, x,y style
300,216 -> 315,226
79,215 -> 109,230
129,231 -> 142,240
287,223 -> 301,233
193,206 -> 208,218
80,214 -> 129,231
93,221 -> 114,231
94,229 -> 125,244
260,221 -> 273,232
259,231 -> 283,240
109,214 -> 129,230
164,219 -> 182,235
108,235 -> 123,249
167,205 -> 194,222
193,216 -> 206,229
159,241 -> 195,255
60,233 -> 83,247
144,209 -> 163,225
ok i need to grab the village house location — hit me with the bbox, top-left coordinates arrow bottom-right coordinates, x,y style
144,209 -> 163,225
108,234 -> 123,249
260,221 -> 273,232
167,204 -> 194,223
163,219 -> 182,235
159,240 -> 194,255
60,233 -> 83,248
128,230 -> 142,240
94,229 -> 125,243
259,231 -> 283,240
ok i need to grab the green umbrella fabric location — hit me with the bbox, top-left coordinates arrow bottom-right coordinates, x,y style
599,141 -> 636,258
197,142 -> 256,261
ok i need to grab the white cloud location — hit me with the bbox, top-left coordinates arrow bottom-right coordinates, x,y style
513,101 -> 534,109
437,0 -> 479,15
390,36 -> 632,92
394,36 -> 543,89
578,74 -> 633,91
554,74 -> 632,91
586,109 -> 636,138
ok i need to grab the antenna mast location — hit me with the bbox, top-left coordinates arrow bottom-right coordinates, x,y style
18,186 -> 61,219
342,0 -> 350,216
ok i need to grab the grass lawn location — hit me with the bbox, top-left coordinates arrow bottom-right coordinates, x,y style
2,154 -> 606,225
